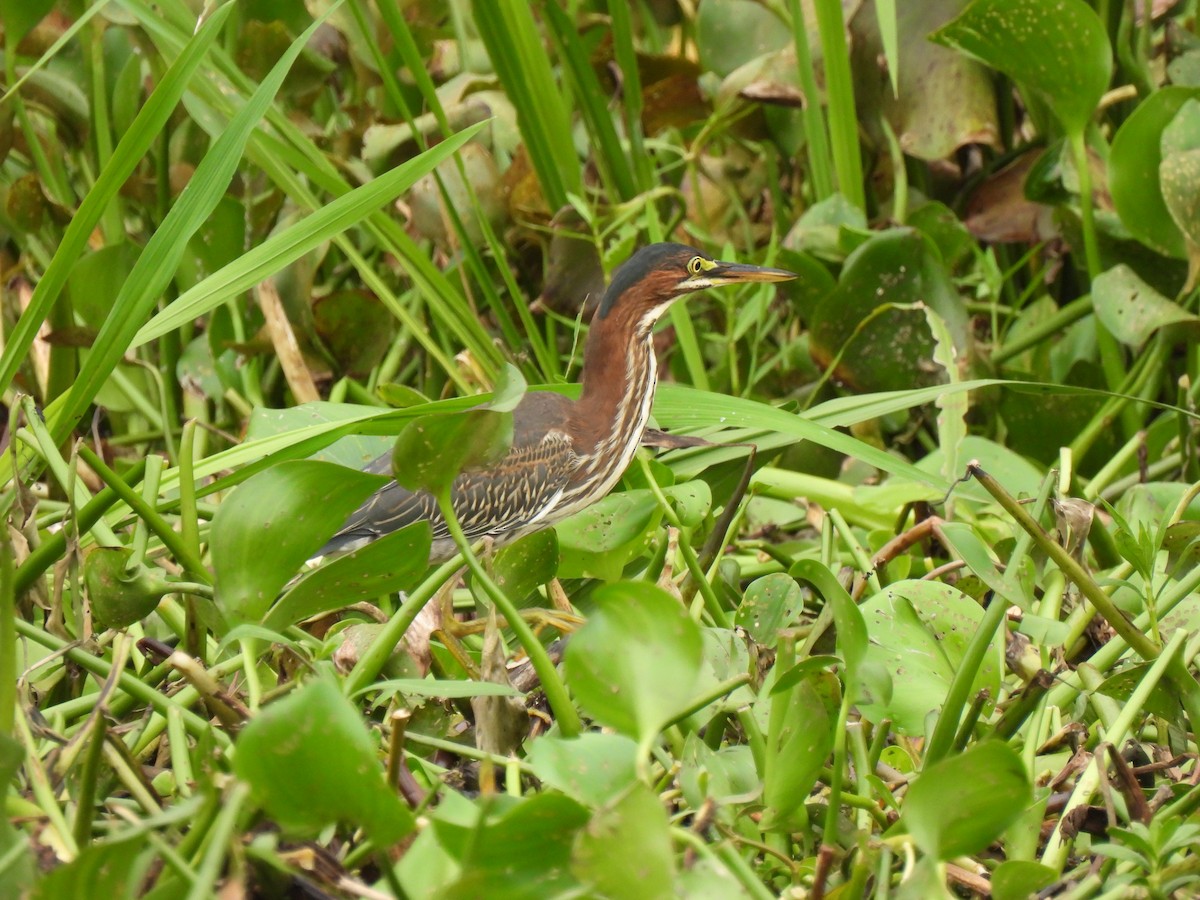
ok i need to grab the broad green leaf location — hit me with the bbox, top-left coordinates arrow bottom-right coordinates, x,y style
83,547 -> 174,629
903,740 -> 1032,859
696,0 -> 790,78
931,0 -> 1111,136
1110,87 -> 1200,258
790,560 -> 867,686
265,521 -> 432,630
525,733 -> 640,809
436,794 -> 590,899
486,530 -> 559,607
857,580 -> 1003,734
572,784 -> 675,900
852,0 -> 999,161
563,582 -> 705,741
680,737 -> 761,809
211,461 -> 388,625
808,229 -> 968,394
990,861 -> 1058,900
391,409 -> 513,497
1159,148 -> 1200,257
761,675 -> 836,831
555,489 -> 664,580
234,678 -> 414,843
1092,265 -> 1199,347
735,573 -> 803,648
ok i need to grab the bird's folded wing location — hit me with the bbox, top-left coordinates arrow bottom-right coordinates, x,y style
319,429 -> 578,553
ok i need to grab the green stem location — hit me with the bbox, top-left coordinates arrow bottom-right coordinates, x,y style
342,556 -> 463,697
788,0 -> 834,199
437,491 -> 581,737
812,0 -> 865,209
13,618 -> 228,748
970,463 -> 1200,739
925,470 -> 1055,765
76,445 -> 212,585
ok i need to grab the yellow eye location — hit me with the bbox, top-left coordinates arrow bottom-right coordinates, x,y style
687,256 -> 704,275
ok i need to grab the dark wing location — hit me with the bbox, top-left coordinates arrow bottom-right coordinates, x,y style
317,393 -> 579,555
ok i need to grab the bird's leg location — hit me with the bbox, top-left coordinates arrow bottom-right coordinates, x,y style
657,526 -> 682,600
547,578 -> 575,614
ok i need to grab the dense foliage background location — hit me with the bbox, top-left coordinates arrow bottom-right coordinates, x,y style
4,0 -> 1200,896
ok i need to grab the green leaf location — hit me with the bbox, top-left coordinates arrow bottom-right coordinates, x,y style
931,0 -> 1111,136
1092,265 -> 1199,347
486,530 -> 559,607
234,678 -> 414,843
83,546 -> 173,629
525,733 -> 640,809
572,784 -> 676,900
790,560 -> 867,688
761,674 -> 836,831
1110,86 -> 1200,258
902,740 -> 1032,859
391,409 -> 513,497
563,582 -> 704,741
1160,148 -> 1200,255
808,228 -> 968,394
436,794 -> 590,900
211,461 -> 388,625
856,580 -> 1003,734
735,573 -> 803,648
265,521 -> 432,630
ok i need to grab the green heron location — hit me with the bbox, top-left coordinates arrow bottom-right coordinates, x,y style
319,242 -> 797,559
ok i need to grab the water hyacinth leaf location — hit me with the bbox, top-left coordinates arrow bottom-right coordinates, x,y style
902,740 -> 1032,859
312,290 -> 397,378
564,582 -> 705,741
857,580 -> 1003,733
1092,265 -> 1199,347
1110,87 -> 1200,258
556,489 -> 664,580
437,794 -> 590,899
486,530 -> 559,607
211,461 -> 389,624
790,559 -> 867,684
391,409 -> 513,497
84,546 -> 174,629
572,784 -> 675,900
234,678 -> 414,843
264,521 -> 432,630
808,229 -> 967,394
735,572 -> 803,647
761,675 -> 836,831
1159,149 -> 1200,265
931,0 -> 1111,136
990,861 -> 1059,900
525,733 -> 640,809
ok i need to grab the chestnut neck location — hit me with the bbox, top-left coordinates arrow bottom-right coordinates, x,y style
569,303 -> 658,455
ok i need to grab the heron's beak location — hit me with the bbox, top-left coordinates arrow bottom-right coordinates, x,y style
689,260 -> 798,290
